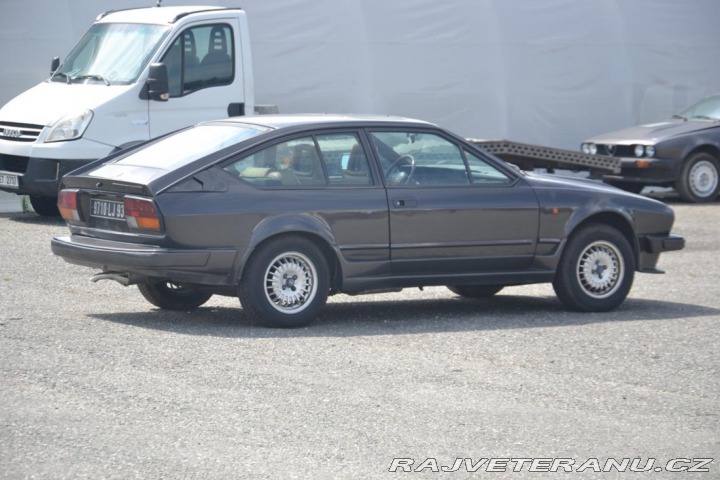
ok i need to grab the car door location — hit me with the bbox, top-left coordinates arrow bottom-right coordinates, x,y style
367,129 -> 540,276
149,20 -> 246,137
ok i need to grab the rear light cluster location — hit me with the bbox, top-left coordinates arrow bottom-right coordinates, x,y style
124,197 -> 161,231
58,189 -> 80,221
57,190 -> 161,232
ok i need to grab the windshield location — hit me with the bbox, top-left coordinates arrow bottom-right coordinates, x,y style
50,23 -> 170,85
674,95 -> 720,121
95,124 -> 270,173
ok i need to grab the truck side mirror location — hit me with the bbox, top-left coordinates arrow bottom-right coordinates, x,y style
50,57 -> 60,76
147,63 -> 170,101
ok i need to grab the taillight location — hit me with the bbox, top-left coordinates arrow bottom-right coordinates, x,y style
58,189 -> 80,221
124,197 -> 161,231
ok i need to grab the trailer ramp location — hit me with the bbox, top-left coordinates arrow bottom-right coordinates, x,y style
469,139 -> 620,175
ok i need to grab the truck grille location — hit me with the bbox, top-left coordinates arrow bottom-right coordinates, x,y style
0,154 -> 29,173
0,122 -> 44,142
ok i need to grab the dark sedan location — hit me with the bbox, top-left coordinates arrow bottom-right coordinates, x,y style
52,114 -> 684,327
582,94 -> 720,202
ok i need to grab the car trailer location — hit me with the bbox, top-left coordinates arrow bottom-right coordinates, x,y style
470,139 -> 620,176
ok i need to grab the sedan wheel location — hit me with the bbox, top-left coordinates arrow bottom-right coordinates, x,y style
553,225 -> 634,312
676,152 -> 720,203
239,236 -> 329,328
138,280 -> 212,310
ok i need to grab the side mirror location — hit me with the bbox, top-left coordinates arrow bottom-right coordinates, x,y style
50,57 -> 60,76
147,63 -> 169,101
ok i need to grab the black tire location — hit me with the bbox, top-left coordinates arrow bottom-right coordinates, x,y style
552,224 -> 635,312
137,280 -> 212,310
675,152 -> 720,203
607,181 -> 645,194
447,285 -> 503,298
29,195 -> 59,216
239,236 -> 329,328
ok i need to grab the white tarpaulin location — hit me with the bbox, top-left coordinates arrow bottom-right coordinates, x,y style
1,0 -> 719,150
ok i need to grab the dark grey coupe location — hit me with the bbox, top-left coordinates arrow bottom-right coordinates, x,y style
582,94 -> 720,203
51,115 -> 684,327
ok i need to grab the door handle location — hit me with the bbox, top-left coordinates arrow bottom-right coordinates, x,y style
392,198 -> 418,208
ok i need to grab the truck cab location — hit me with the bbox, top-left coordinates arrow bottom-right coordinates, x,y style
0,6 -> 255,215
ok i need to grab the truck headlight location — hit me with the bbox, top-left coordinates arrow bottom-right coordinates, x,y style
45,109 -> 93,143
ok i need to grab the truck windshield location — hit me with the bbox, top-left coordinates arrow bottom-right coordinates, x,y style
50,23 -> 170,86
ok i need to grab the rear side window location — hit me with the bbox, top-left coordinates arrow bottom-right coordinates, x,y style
225,132 -> 374,187
225,137 -> 328,187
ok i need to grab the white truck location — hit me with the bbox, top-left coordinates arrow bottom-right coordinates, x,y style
0,5 -> 265,215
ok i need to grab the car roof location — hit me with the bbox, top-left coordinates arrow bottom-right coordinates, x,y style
207,114 -> 437,130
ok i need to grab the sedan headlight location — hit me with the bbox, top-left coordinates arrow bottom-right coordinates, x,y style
634,144 -> 645,157
46,109 -> 93,143
582,143 -> 597,155
645,145 -> 655,157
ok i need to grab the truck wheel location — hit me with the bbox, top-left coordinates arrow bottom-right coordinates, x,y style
676,152 -> 720,203
29,195 -> 60,216
138,280 -> 212,310
552,225 -> 634,312
607,182 -> 644,194
239,236 -> 329,328
447,285 -> 503,298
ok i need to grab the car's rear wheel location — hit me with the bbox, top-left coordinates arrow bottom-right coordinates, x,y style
239,236 -> 329,328
676,152 -> 720,203
29,195 -> 59,216
552,224 -> 634,312
447,285 -> 503,298
138,280 -> 212,310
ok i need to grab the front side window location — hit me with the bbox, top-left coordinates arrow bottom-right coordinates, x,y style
369,131 -> 470,186
225,137 -> 327,187
316,133 -> 372,186
161,24 -> 234,97
464,149 -> 512,185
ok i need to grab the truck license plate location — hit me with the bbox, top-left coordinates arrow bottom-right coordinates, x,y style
90,199 -> 125,220
0,172 -> 19,189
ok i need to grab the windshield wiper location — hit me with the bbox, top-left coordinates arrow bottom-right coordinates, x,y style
692,115 -> 719,121
671,114 -> 687,121
70,74 -> 110,86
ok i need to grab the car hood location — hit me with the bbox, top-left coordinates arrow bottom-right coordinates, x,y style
0,81 -> 132,126
586,119 -> 719,144
523,172 -> 631,195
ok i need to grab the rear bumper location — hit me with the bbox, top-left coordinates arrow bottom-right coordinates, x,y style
51,234 -> 239,285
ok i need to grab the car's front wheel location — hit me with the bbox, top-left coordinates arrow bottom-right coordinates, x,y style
447,285 -> 503,298
138,280 -> 212,310
29,195 -> 59,216
552,225 -> 635,312
239,236 -> 329,328
676,152 -> 720,203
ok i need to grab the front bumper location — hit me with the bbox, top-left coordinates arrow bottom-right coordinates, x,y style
602,157 -> 681,185
636,233 -> 685,273
51,234 -> 239,286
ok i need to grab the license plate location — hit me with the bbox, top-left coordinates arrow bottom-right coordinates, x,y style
90,199 -> 125,220
0,172 -> 19,189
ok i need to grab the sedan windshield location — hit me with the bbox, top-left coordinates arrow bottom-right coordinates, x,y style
674,95 -> 720,121
50,23 -> 170,85
100,124 -> 270,173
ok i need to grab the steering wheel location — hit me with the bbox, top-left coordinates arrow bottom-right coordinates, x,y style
385,155 -> 416,185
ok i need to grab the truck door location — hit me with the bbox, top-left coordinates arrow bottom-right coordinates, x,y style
148,20 -> 245,136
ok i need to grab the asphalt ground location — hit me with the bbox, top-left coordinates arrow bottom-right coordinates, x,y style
0,195 -> 718,479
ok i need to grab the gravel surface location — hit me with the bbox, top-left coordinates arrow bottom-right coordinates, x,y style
0,198 -> 718,479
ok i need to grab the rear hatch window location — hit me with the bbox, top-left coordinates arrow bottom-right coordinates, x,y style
87,123 -> 269,183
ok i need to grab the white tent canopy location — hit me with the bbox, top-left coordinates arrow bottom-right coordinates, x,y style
1,0 -> 719,150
